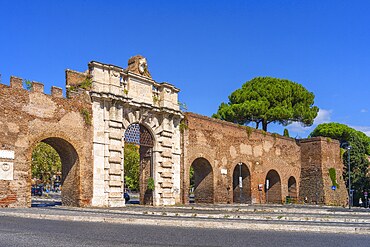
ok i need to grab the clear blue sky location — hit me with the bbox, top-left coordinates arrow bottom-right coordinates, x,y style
1,0 -> 369,137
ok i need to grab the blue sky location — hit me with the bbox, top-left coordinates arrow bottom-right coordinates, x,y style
0,0 -> 369,137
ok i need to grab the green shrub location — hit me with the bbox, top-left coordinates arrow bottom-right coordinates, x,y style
283,128 -> 290,137
147,177 -> 155,191
80,109 -> 92,125
328,168 -> 339,188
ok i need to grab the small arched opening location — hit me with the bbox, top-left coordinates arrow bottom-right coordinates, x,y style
232,163 -> 251,203
189,158 -> 214,203
288,176 -> 297,201
265,169 -> 282,204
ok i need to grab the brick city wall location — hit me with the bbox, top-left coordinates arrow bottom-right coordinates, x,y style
299,138 -> 347,206
182,112 -> 347,206
0,69 -> 347,207
182,112 -> 302,204
0,76 -> 93,207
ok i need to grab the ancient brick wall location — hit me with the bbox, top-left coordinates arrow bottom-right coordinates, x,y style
299,138 -> 347,206
182,112 -> 302,204
0,59 -> 347,208
0,77 -> 93,207
65,69 -> 89,86
182,113 -> 347,206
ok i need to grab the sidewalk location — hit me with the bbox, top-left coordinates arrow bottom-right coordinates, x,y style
1,204 -> 370,235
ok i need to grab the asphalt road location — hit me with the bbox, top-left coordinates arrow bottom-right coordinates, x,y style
0,216 -> 369,247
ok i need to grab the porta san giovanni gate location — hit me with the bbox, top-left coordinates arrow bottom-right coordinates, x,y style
0,55 -> 347,208
85,57 -> 183,207
0,55 -> 182,207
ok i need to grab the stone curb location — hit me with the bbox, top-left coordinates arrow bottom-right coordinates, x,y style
1,211 -> 370,235
167,205 -> 370,216
70,208 -> 370,224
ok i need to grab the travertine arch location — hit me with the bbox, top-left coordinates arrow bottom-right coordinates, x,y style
122,110 -> 161,134
123,122 -> 156,147
122,110 -> 161,150
90,59 -> 182,207
124,123 -> 155,205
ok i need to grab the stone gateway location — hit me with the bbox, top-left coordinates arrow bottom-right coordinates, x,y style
0,56 -> 347,208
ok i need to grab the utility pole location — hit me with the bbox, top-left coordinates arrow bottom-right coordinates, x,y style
239,163 -> 242,203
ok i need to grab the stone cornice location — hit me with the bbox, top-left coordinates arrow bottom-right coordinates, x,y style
89,61 -> 124,73
127,71 -> 155,83
90,92 -> 183,117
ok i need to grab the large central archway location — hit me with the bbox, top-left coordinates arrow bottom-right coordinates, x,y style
232,163 -> 251,204
124,123 -> 154,205
190,158 -> 214,203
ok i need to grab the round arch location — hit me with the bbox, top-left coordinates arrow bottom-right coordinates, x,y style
232,163 -> 251,203
265,169 -> 282,204
30,137 -> 80,206
288,176 -> 297,200
124,123 -> 155,205
190,157 -> 214,203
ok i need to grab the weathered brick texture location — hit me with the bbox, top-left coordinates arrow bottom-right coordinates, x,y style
182,113 -> 347,206
0,79 -> 93,208
1,58 -> 347,208
299,138 -> 347,205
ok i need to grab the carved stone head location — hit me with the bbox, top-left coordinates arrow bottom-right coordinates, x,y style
127,55 -> 152,78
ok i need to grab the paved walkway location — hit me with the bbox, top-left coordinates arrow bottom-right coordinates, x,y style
1,204 -> 370,235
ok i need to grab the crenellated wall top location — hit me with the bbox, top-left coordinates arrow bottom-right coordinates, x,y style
0,76 -> 64,98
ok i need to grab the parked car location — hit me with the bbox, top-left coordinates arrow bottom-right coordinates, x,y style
31,186 -> 43,196
124,192 -> 130,203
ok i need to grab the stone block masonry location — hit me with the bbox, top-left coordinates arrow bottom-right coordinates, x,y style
86,57 -> 183,207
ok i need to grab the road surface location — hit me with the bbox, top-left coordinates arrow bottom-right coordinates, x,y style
0,216 -> 369,247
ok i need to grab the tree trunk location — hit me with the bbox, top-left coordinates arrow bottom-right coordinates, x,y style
262,120 -> 268,131
255,122 -> 259,129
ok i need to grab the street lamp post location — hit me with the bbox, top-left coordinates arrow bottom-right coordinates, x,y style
347,145 -> 352,209
266,179 -> 269,204
238,163 -> 242,204
315,167 -> 319,204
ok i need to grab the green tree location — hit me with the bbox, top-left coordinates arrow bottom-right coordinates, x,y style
310,123 -> 370,201
213,77 -> 319,131
124,143 -> 140,191
189,166 -> 195,190
23,79 -> 32,91
283,128 -> 290,137
31,142 -> 61,181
